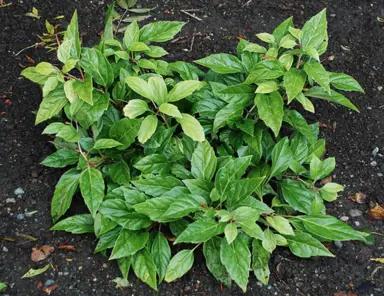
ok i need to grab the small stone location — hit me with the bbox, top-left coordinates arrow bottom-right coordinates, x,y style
340,216 -> 350,222
102,263 -> 108,268
296,282 -> 304,288
31,171 -> 39,178
3,246 -> 8,252
334,241 -> 343,248
63,272 -> 69,276
354,221 -> 361,227
16,214 -> 25,220
349,209 -> 363,217
378,173 -> 384,177
6,198 -> 16,203
372,147 -> 379,157
370,161 -> 377,167
256,281 -> 263,287
378,86 -> 383,91
44,279 -> 55,287
14,187 -> 24,195
184,286 -> 192,292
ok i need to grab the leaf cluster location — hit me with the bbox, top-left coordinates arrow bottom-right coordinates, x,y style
21,6 -> 370,291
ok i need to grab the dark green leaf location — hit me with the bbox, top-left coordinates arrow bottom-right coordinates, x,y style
109,118 -> 141,149
329,72 -> 364,93
132,249 -> 158,290
110,229 -> 149,259
255,92 -> 284,137
51,214 -> 93,234
195,54 -> 244,74
80,168 -> 105,218
151,232 -> 171,283
41,149 -> 78,168
80,48 -> 114,87
132,176 -> 183,197
303,62 -> 330,93
191,141 -> 217,182
252,239 -> 270,285
139,21 -> 184,43
279,179 -> 315,214
175,219 -> 226,244
203,238 -> 231,286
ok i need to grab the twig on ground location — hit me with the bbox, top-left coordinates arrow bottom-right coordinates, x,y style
242,0 -> 253,8
14,42 -> 44,56
189,28 -> 197,52
181,10 -> 203,22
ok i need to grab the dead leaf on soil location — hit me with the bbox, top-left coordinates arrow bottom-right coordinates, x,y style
58,245 -> 78,252
370,258 -> 384,263
333,292 -> 357,296
348,192 -> 367,204
21,264 -> 51,279
43,283 -> 58,295
321,175 -> 333,185
368,203 -> 384,220
31,245 -> 54,262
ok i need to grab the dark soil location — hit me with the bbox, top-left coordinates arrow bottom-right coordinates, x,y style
1,0 -> 384,295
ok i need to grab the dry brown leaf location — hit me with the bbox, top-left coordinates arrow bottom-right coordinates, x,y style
321,176 -> 333,185
31,245 -> 54,262
370,258 -> 384,263
368,203 -> 384,220
348,192 -> 367,204
58,245 -> 78,252
333,292 -> 357,296
43,283 -> 58,295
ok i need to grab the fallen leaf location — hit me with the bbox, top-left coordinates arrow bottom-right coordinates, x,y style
66,258 -> 73,262
377,17 -> 384,23
21,264 -> 50,279
348,192 -> 367,204
368,203 -> 384,220
112,277 -> 130,289
321,176 -> 333,185
37,280 -> 43,289
58,245 -> 77,252
43,284 -> 58,295
16,233 -> 37,241
333,292 -> 357,296
370,258 -> 384,263
31,245 -> 55,262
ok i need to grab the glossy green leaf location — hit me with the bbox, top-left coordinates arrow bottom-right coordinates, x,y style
176,113 -> 205,142
134,154 -> 169,174
305,86 -> 359,112
261,229 -> 276,253
125,76 -> 153,100
255,92 -> 284,137
191,141 -> 217,182
175,219 -> 226,244
279,179 -> 315,214
270,137 -> 293,178
304,62 -> 330,93
80,48 -> 114,87
51,169 -> 81,222
51,214 -> 94,234
94,139 -> 122,149
284,68 -> 307,102
159,103 -> 182,118
64,10 -> 81,60
109,118 -> 142,149
132,176 -> 183,197
151,232 -> 171,283
252,239 -> 270,285
284,231 -> 334,258
110,229 -> 149,259
297,215 -> 365,241
80,168 -> 105,218
36,85 -> 68,125
195,54 -> 244,74
220,236 -> 251,292
225,223 -> 238,244
301,9 -> 327,50
132,249 -> 157,290
138,115 -> 158,144
139,21 -> 184,42
203,238 -> 231,286
266,216 -> 294,235
167,80 -> 204,102
41,149 -> 78,168
109,160 -> 131,185
329,72 -> 364,93
310,156 -> 335,181
123,99 -> 149,119
255,81 -> 279,94
245,60 -> 286,83
165,249 -> 194,283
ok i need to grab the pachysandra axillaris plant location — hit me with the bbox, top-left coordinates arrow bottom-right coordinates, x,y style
21,3 -> 370,291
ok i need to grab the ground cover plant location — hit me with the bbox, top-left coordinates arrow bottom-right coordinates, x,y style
21,3 -> 371,292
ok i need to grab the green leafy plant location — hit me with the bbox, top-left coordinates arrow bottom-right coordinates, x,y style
21,5 -> 370,292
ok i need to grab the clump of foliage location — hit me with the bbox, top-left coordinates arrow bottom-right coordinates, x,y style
22,4 -> 370,292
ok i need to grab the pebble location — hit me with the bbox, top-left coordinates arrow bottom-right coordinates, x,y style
349,209 -> 363,217
340,216 -> 349,222
354,221 -> 361,227
3,246 -> 8,252
372,147 -> 379,157
184,286 -> 192,292
16,214 -> 25,220
6,198 -> 16,203
378,86 -> 383,91
370,161 -> 377,167
378,173 -> 383,177
44,279 -> 55,287
334,241 -> 343,248
14,187 -> 24,195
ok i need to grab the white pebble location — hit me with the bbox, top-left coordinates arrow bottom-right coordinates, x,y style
6,198 -> 16,203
